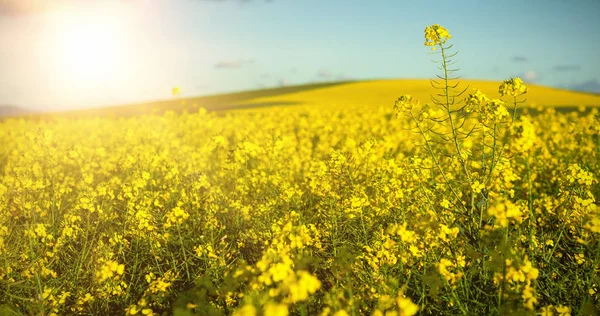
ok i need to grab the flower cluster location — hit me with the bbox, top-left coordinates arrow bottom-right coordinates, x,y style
499,77 -> 528,97
424,24 -> 452,49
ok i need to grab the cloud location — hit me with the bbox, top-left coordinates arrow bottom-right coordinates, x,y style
519,70 -> 540,83
569,79 -> 600,94
336,74 -> 353,81
277,78 -> 288,87
317,69 -> 333,79
214,59 -> 254,69
552,65 -> 581,72
510,56 -> 528,63
316,68 -> 351,81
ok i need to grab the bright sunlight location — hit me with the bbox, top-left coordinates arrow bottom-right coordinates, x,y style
49,2 -> 132,89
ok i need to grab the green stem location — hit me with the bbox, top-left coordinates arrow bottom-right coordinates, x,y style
177,225 -> 191,281
439,44 -> 472,183
411,112 -> 464,211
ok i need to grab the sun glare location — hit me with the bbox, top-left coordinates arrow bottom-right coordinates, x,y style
50,3 -> 131,89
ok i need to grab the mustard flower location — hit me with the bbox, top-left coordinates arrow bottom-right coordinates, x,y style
499,77 -> 527,97
397,294 -> 419,316
480,98 -> 509,125
424,24 -> 452,50
172,86 -> 181,97
555,305 -> 571,316
465,89 -> 490,112
510,116 -> 537,153
393,95 -> 420,118
263,303 -> 288,316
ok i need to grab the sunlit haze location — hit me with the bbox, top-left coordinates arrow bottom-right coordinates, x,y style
51,4 -> 131,90
0,0 -> 599,111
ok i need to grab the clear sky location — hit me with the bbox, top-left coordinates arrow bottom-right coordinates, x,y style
0,0 -> 599,110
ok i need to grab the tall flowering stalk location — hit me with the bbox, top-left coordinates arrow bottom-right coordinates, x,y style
395,23 -> 532,266
396,25 -> 477,232
393,24 -> 552,312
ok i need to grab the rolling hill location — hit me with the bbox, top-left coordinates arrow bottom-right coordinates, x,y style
7,79 -> 600,120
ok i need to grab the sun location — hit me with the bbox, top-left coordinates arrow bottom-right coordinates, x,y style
58,20 -> 119,80
50,3 -> 131,89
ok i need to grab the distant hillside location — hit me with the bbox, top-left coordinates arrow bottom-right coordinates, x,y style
24,81 -> 353,119
5,79 -> 600,121
0,105 -> 29,117
242,79 -> 600,110
569,79 -> 600,95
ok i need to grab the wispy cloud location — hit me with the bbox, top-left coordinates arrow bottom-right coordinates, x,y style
518,70 -> 540,83
510,56 -> 528,63
277,78 -> 288,87
316,68 -> 351,81
552,65 -> 581,72
214,59 -> 254,69
317,69 -> 333,79
336,74 -> 353,81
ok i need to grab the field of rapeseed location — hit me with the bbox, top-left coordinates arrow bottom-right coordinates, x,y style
0,25 -> 599,316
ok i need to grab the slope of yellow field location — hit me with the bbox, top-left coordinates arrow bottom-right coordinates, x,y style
11,79 -> 599,121
243,79 -> 600,110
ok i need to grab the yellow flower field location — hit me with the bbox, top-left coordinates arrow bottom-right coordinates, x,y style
242,79 -> 600,112
0,25 -> 599,315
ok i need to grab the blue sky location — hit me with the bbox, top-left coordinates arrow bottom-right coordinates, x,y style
0,0 -> 599,110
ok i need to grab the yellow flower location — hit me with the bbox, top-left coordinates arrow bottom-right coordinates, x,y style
96,260 -> 125,282
440,199 -> 450,208
480,99 -> 509,125
521,282 -> 537,310
288,271 -> 321,302
233,304 -> 257,316
424,24 -> 452,49
393,95 -> 420,118
270,263 -> 292,282
465,89 -> 490,111
126,305 -> 140,315
487,200 -> 524,228
471,180 -> 485,194
499,77 -> 527,97
264,303 -> 288,316
397,295 -> 419,316
172,86 -> 181,97
510,116 -> 537,153
520,258 -> 539,281
574,253 -> 585,265
555,305 -> 571,316
539,305 -> 554,316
